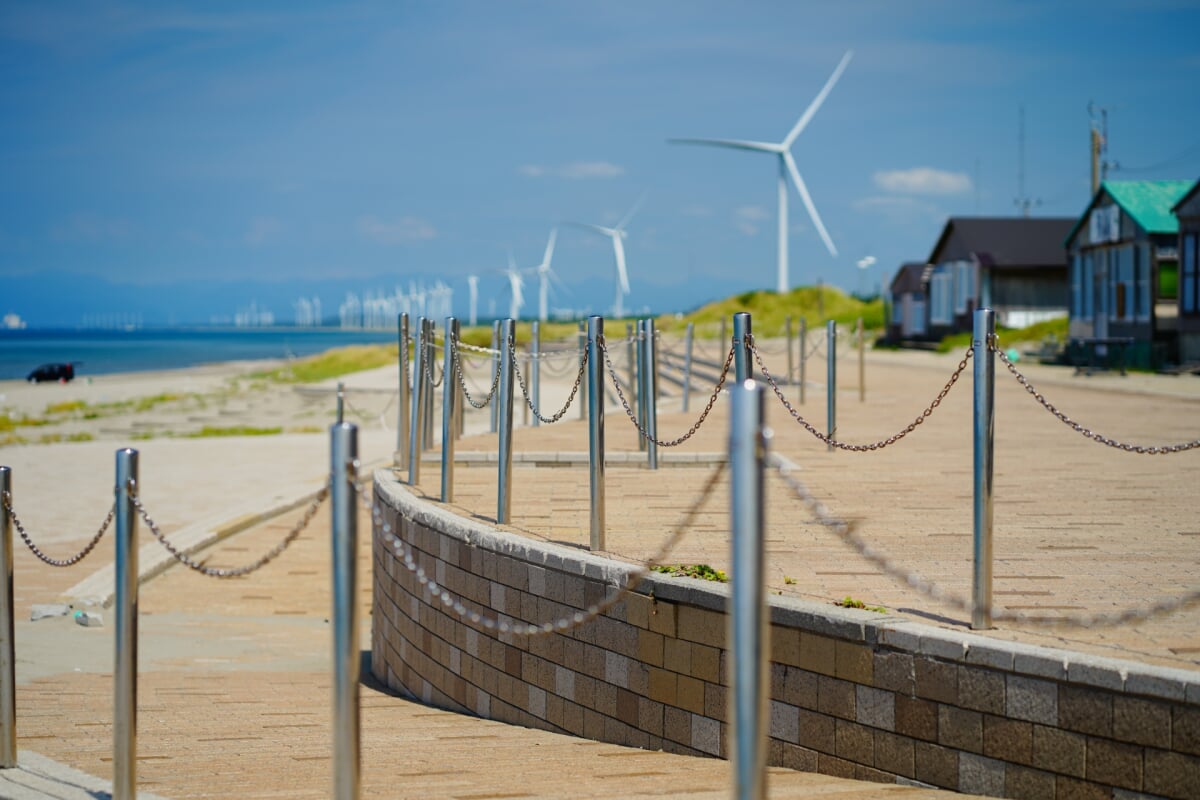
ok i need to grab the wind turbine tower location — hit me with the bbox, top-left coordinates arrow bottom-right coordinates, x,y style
670,51 -> 852,294
504,253 -> 525,320
567,197 -> 642,319
467,275 -> 479,326
529,229 -> 560,322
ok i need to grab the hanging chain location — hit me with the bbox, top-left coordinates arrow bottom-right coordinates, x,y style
599,336 -> 736,447
752,339 -> 972,451
511,344 -> 588,424
452,338 -> 503,409
375,462 -> 727,637
2,491 -> 113,567
996,348 -> 1200,453
768,453 -> 1200,628
422,345 -> 445,388
130,480 -> 330,578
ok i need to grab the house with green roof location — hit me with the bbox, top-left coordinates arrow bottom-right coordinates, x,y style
1172,180 -> 1200,363
1065,180 -> 1193,369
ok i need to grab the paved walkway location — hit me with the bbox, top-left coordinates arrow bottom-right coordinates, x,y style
2,338 -> 1198,797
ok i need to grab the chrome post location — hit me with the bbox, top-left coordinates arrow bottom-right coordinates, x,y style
336,382 -> 345,424
733,312 -> 752,383
626,323 -> 637,427
682,322 -> 694,413
442,317 -> 460,503
785,315 -> 794,384
113,448 -> 138,800
972,308 -> 996,630
587,316 -> 606,551
826,320 -> 836,453
530,321 -> 541,428
857,317 -> 865,403
729,381 -> 769,800
799,317 -> 807,405
643,318 -> 659,470
490,321 -> 500,433
0,467 -> 14,769
408,317 -> 427,485
330,423 -> 360,800
497,319 -> 516,524
396,313 -> 409,468
636,320 -> 647,452
423,320 -> 436,449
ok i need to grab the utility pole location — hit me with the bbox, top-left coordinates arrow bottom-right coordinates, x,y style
1014,105 -> 1040,217
1088,102 -> 1118,195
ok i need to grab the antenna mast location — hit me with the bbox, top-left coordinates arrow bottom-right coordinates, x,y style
1014,105 -> 1040,217
1088,101 -> 1118,194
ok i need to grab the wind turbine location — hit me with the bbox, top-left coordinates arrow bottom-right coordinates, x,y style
669,50 -> 852,294
503,253 -> 525,320
527,228 -> 561,323
567,197 -> 642,319
466,275 -> 479,326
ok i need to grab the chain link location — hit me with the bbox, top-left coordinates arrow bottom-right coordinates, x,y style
452,338 -> 503,409
2,490 -> 114,567
422,344 -> 445,388
511,345 -> 588,424
767,453 -> 1200,628
752,339 -> 972,451
130,481 -> 330,578
997,349 -> 1200,453
374,462 -> 726,637
599,336 -> 736,447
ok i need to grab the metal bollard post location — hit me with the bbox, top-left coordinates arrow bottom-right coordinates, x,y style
423,320 -> 436,450
636,321 -> 647,453
728,381 -> 769,800
408,317 -> 427,485
330,423 -> 360,800
490,321 -> 500,433
577,321 -> 587,421
396,313 -> 409,468
587,316 -> 606,551
626,323 -> 637,425
682,322 -> 694,413
785,315 -> 795,384
799,317 -> 807,405
113,448 -> 139,800
826,320 -> 836,452
733,312 -> 752,383
442,318 -> 460,503
857,317 -> 865,403
0,466 -> 14,769
530,321 -> 541,428
972,309 -> 996,630
336,382 -> 345,424
642,319 -> 659,470
497,320 -> 516,524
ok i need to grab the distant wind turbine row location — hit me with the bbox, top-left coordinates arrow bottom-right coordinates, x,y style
477,50 -> 852,321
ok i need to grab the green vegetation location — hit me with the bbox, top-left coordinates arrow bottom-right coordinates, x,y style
783,576 -> 796,585
936,316 -> 1070,354
251,344 -> 399,383
651,564 -> 729,582
0,412 -> 50,430
656,285 -> 884,339
185,425 -> 283,438
835,596 -> 887,613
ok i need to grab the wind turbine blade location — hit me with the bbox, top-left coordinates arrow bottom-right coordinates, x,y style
541,228 -> 558,269
614,238 -> 630,294
564,220 -> 617,237
783,152 -> 838,257
668,137 -> 781,153
784,50 -> 853,148
616,194 -> 646,232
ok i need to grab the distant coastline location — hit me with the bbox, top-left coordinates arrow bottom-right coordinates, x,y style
0,327 -> 398,381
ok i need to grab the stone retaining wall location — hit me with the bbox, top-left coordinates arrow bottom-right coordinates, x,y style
370,472 -> 1200,799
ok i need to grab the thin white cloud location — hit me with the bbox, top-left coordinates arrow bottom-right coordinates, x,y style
357,215 -> 436,244
734,205 -> 769,236
518,161 -> 625,180
245,216 -> 283,246
873,167 -> 971,195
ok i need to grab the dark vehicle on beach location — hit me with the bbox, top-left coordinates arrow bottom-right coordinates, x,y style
26,363 -> 75,383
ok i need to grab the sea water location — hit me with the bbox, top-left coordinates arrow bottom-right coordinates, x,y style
0,327 -> 398,381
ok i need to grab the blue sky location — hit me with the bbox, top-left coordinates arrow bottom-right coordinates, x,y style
3,1 -> 1199,324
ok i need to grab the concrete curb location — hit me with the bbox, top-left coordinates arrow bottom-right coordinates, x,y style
0,751 -> 170,800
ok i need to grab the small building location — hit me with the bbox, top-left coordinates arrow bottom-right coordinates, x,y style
1172,179 -> 1200,363
925,217 -> 1074,337
1065,180 -> 1193,369
887,262 -> 931,342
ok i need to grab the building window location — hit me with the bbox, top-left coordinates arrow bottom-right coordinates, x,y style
953,260 -> 975,315
929,270 -> 953,325
1183,232 -> 1199,315
1109,245 -> 1134,322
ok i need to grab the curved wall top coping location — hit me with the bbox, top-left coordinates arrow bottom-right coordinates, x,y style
373,469 -> 1200,706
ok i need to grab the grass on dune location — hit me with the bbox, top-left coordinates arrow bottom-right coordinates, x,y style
655,285 -> 885,339
252,344 -> 400,383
